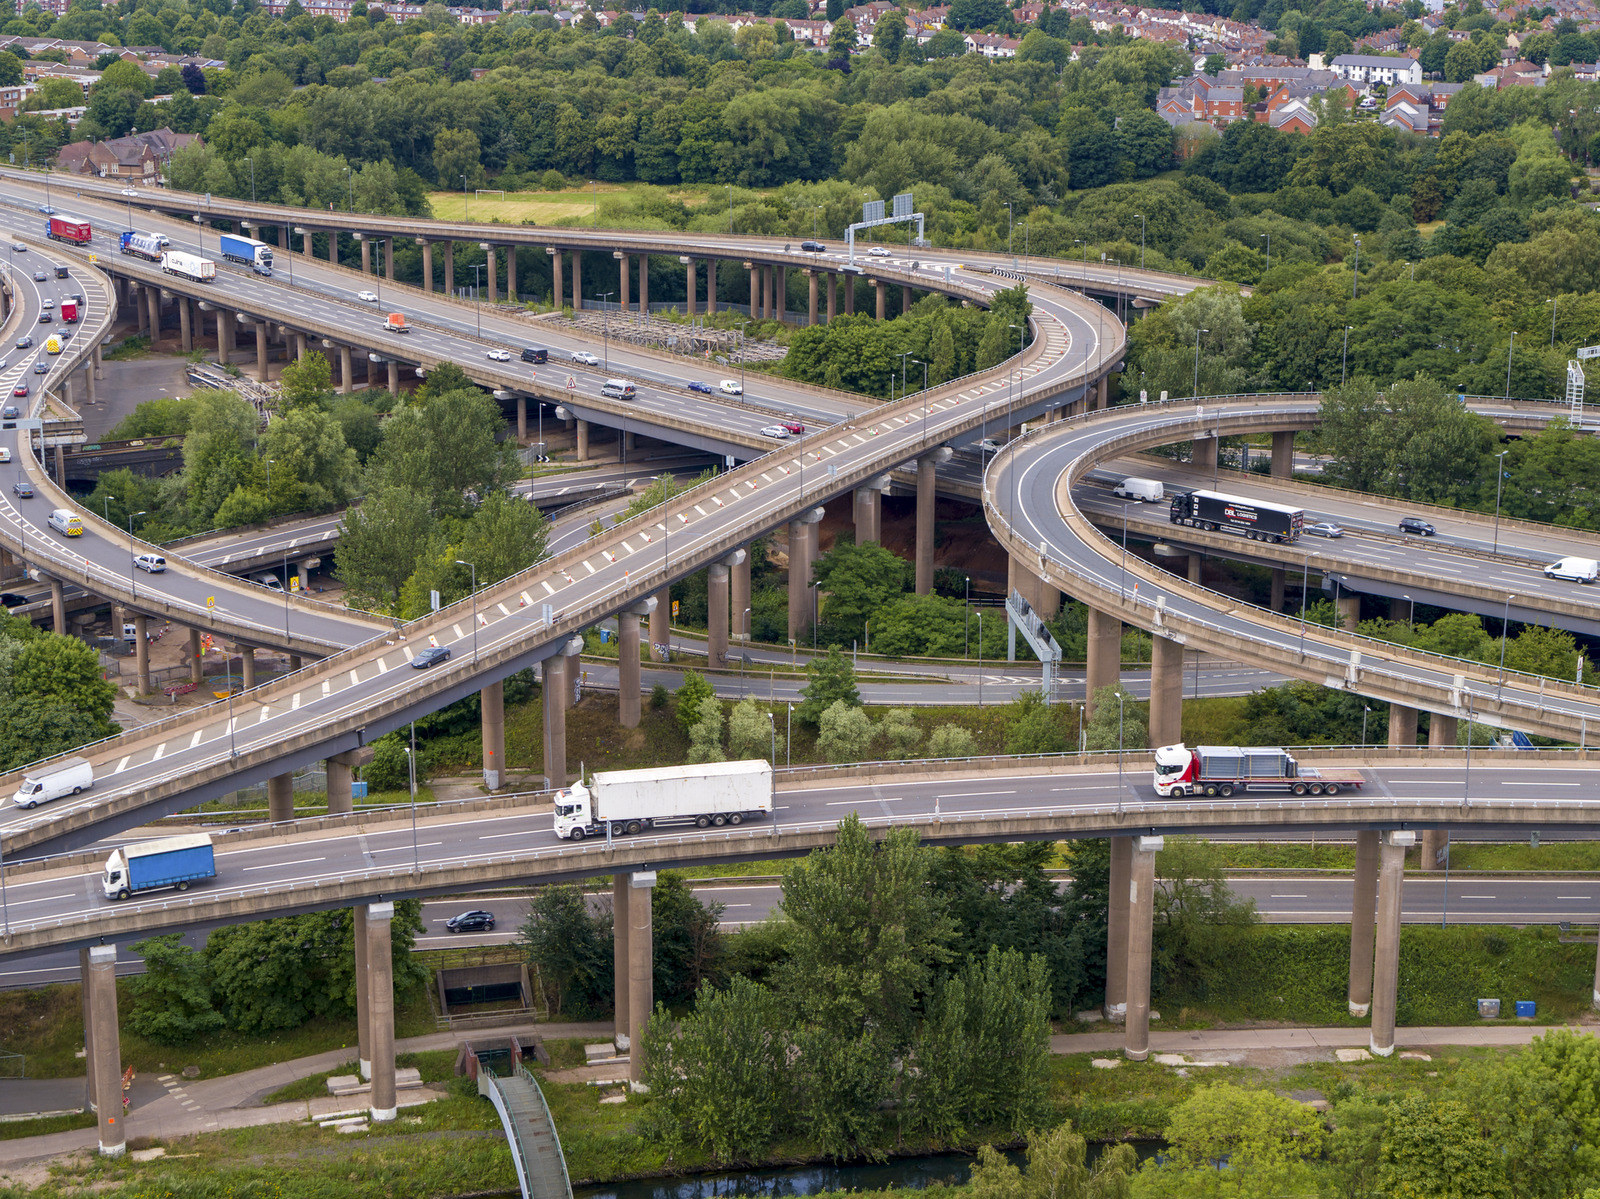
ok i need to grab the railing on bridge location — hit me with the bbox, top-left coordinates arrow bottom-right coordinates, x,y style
478,1062 -> 574,1199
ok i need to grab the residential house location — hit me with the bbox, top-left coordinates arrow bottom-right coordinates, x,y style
963,31 -> 1021,56
54,126 -> 201,184
1329,52 -> 1423,86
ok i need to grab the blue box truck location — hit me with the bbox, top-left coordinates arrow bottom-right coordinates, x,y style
103,833 -> 215,900
217,232 -> 273,274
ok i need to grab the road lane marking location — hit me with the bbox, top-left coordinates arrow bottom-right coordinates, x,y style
114,756 -> 129,773
1460,894 -> 1496,899
190,731 -> 202,748
243,856 -> 325,871
150,743 -> 165,761
1270,894 -> 1308,899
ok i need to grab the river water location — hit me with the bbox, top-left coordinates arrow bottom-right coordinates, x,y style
574,1144 -> 1163,1199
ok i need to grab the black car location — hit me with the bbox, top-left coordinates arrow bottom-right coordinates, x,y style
801,239 -> 826,252
1398,516 -> 1436,536
14,336 -> 30,349
37,312 -> 50,324
54,265 -> 69,280
520,346 -> 548,364
412,644 -> 452,669
446,910 -> 496,933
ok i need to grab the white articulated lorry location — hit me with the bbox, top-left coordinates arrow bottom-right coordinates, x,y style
553,760 -> 773,840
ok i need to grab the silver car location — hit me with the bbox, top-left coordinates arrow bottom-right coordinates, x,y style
1306,522 -> 1344,538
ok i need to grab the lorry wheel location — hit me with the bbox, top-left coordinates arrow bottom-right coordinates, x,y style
712,814 -> 727,826
117,888 -> 130,900
626,820 -> 642,834
1308,784 -> 1324,796
729,814 -> 742,825
1292,783 -> 1307,796
568,828 -> 585,841
1324,782 -> 1340,795
696,816 -> 710,828
71,786 -> 82,795
176,881 -> 188,891
1203,785 -> 1218,797
1219,785 -> 1234,797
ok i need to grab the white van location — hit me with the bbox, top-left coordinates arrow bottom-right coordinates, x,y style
48,508 -> 82,537
1544,556 -> 1599,583
12,755 -> 93,809
600,379 -> 636,400
1113,477 -> 1164,503
251,572 -> 284,592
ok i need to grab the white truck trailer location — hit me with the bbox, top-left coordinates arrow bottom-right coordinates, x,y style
553,760 -> 773,840
162,251 -> 216,282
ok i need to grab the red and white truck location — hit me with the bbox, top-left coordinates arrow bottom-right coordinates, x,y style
1153,744 -> 1365,798
59,298 -> 78,323
45,214 -> 92,245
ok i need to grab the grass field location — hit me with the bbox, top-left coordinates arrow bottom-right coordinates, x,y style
427,183 -> 723,227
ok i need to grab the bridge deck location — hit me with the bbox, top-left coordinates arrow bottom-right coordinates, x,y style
483,1067 -> 574,1199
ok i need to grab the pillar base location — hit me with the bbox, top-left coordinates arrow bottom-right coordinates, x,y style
1367,1038 -> 1395,1058
360,1057 -> 372,1081
98,1141 -> 127,1158
370,1105 -> 398,1122
1123,1047 -> 1149,1062
1348,1001 -> 1370,1018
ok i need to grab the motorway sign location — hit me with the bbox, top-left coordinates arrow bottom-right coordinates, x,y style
1577,345 -> 1600,359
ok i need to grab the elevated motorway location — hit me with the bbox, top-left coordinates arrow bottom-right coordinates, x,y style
986,395 -> 1600,747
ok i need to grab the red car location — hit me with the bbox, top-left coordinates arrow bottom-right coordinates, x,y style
779,416 -> 805,435
11,385 -> 27,398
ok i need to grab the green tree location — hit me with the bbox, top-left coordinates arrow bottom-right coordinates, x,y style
182,390 -> 260,526
796,645 -> 861,727
259,406 -> 360,511
278,350 -> 336,412
651,870 -> 726,1006
873,8 -> 906,60
878,708 -> 922,758
674,670 -> 715,734
108,396 -> 195,439
779,813 -> 956,1047
818,699 -> 875,763
448,490 -> 552,589
640,975 -> 784,1162
1141,1084 -> 1325,1197
1378,1095 -> 1507,1199
1083,686 -> 1147,752
335,485 -> 435,611
812,539 -> 909,637
518,883 -> 613,1018
1152,838 -> 1259,995
366,388 -> 518,519
1004,690 -> 1068,754
928,723 -> 978,758
433,125 -> 485,189
728,698 -> 782,762
788,1022 -> 893,1158
971,1124 -> 1135,1199
828,17 -> 857,55
125,935 -> 225,1044
687,698 -> 726,763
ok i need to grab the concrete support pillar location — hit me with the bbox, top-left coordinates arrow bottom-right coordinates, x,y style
551,249 -> 563,307
542,639 -> 581,786
326,751 -> 356,815
748,265 -> 759,317
215,309 -> 230,366
443,240 -> 454,294
571,250 -> 582,310
650,587 -> 670,662
1420,713 -> 1457,865
1388,703 -> 1418,748
146,285 -> 160,338
1191,435 -> 1217,472
327,230 -> 338,266
486,245 -> 498,303
915,452 -> 938,595
86,945 -> 124,1156
685,258 -> 697,317
94,342 -> 103,381
619,611 -> 642,728
845,276 -> 855,314
788,518 -> 816,641
360,238 -> 371,275
706,261 -> 716,314
1348,830 -> 1380,1017
639,254 -> 649,314
853,483 -> 882,545
1187,553 -> 1203,584
386,238 -> 396,283
267,773 -> 293,823
808,272 -> 818,325
189,627 -> 202,684
291,655 -> 302,671
613,874 -> 630,1039
179,296 -> 192,351
295,332 -> 307,361
731,552 -> 751,640
80,947 -> 97,1112
365,901 -> 397,1121
576,419 -> 589,462
1085,607 -> 1121,718
707,563 -> 730,668
387,360 -> 399,394
303,229 -> 314,257
1428,712 -> 1457,747
255,323 -> 269,383
134,614 -> 150,695
339,345 -> 354,395
1271,430 -> 1294,479
421,240 -> 434,293
1097,377 -> 1108,409
481,679 -> 505,790
619,253 -> 630,311
826,273 -> 837,323
1336,592 -> 1360,629
875,279 -> 886,320
354,904 -> 371,1078
134,283 -> 147,334
1106,836 -> 1132,1016
517,396 -> 527,443
1124,835 -> 1162,1061
1370,831 -> 1411,1057
50,578 -> 66,635
1269,567 -> 1285,612
627,872 -> 655,1086
778,267 -> 787,319
1149,635 -> 1183,747
902,283 -> 912,313
53,444 -> 65,483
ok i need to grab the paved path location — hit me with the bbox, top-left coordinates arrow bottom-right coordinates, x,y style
1052,1022 -> 1591,1057
0,1020 -> 611,1169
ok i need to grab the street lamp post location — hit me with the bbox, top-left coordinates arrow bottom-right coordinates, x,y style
1497,592 -> 1513,698
456,559 -> 479,661
1341,325 -> 1352,387
471,264 -> 484,336
1492,449 -> 1509,553
405,722 -> 419,874
1505,330 -> 1516,401
245,157 -> 256,204
127,510 -> 146,600
598,291 -> 614,369
1134,213 -> 1146,269
964,575 -> 971,659
1351,234 -> 1360,299
1299,551 -> 1311,655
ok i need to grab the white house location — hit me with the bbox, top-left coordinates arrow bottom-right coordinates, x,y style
1329,53 -> 1423,86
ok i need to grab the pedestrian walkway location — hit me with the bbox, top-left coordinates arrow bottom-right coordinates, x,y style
0,1020 -> 611,1169
1052,1022 -> 1591,1059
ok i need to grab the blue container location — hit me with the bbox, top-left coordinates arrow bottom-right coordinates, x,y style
352,781 -> 369,799
1516,1000 -> 1536,1018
